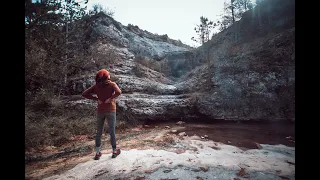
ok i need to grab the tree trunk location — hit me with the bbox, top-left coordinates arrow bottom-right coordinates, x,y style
257,6 -> 263,34
63,21 -> 68,92
267,3 -> 271,33
231,0 -> 235,24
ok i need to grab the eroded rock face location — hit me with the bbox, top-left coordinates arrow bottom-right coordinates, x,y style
67,13 -> 192,94
66,0 -> 295,122
65,93 -> 194,122
185,49 -> 294,121
178,0 -> 295,121
117,93 -> 194,121
90,14 -> 191,60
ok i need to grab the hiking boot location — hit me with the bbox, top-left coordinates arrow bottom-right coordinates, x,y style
94,152 -> 102,160
111,149 -> 121,158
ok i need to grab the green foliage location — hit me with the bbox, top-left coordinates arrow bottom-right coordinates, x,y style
217,0 -> 255,32
25,0 -> 91,95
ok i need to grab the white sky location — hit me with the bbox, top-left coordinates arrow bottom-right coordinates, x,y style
86,0 -> 228,47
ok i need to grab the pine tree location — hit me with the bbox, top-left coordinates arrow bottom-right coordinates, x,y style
191,16 -> 216,45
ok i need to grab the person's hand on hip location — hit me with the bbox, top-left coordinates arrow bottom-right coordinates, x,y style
104,98 -> 112,103
98,99 -> 103,104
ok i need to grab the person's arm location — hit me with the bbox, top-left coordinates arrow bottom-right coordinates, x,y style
82,85 -> 98,101
105,83 -> 121,103
110,83 -> 122,99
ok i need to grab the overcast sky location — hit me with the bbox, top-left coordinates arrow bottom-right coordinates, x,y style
86,0 -> 229,47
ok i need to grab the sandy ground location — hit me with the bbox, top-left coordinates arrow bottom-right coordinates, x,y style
26,122 -> 295,180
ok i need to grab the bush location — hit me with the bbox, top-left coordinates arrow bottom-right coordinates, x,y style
25,105 -> 96,150
89,4 -> 115,17
94,46 -> 120,69
26,88 -> 55,110
134,55 -> 162,72
25,89 -> 96,149
132,64 -> 146,78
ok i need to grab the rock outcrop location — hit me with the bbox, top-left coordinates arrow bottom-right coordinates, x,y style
184,0 -> 295,121
66,0 -> 295,122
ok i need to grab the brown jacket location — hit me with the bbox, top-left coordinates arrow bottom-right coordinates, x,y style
82,81 -> 121,113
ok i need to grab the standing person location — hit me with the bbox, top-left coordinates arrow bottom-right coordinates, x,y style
82,69 -> 122,160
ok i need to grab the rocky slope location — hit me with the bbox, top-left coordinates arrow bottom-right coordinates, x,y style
66,12 -> 196,122
178,0 -> 295,121
67,0 -> 295,122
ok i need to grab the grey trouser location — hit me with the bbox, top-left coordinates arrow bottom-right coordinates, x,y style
96,112 -> 116,149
